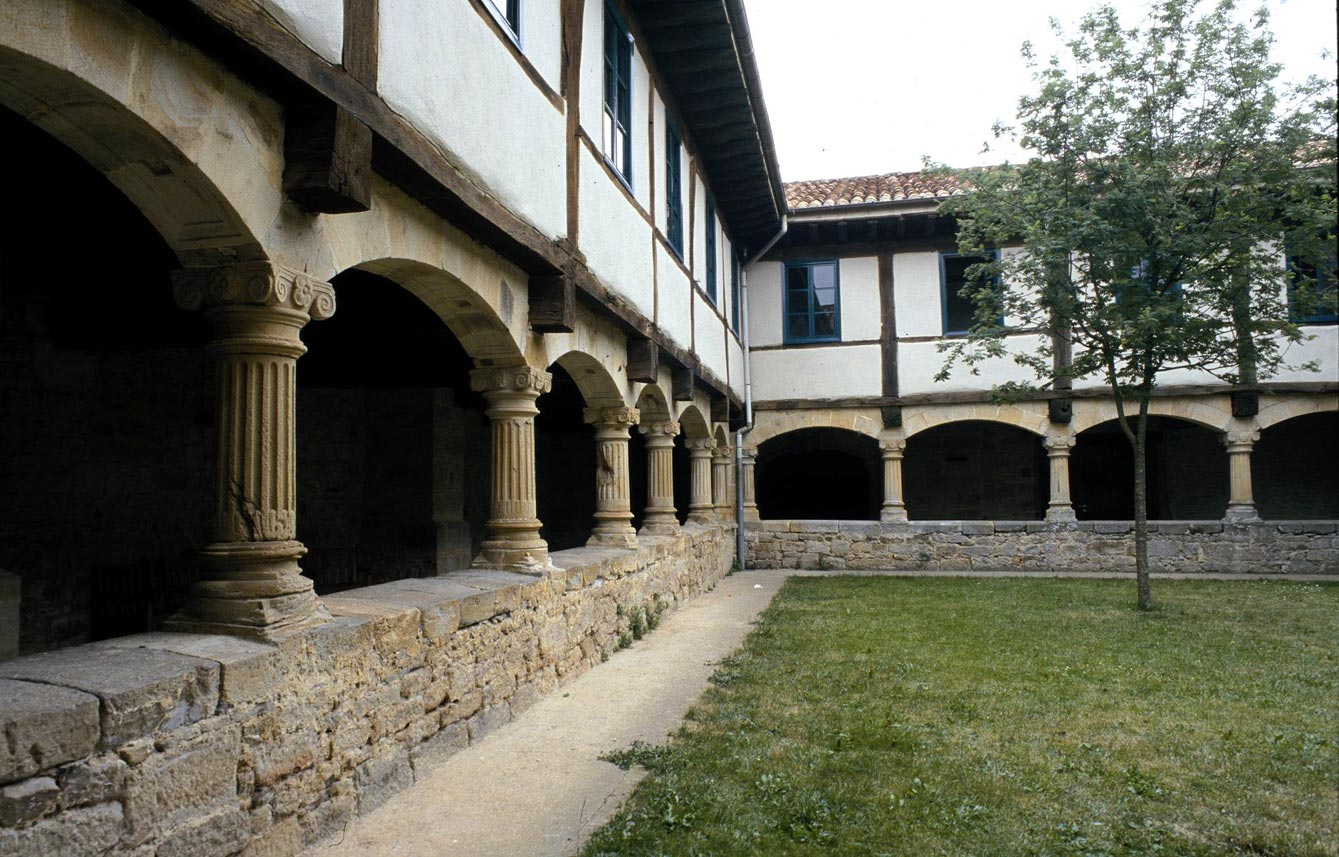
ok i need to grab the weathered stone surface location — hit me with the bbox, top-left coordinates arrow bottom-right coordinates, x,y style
0,801 -> 123,855
0,571 -> 18,662
241,812 -> 300,857
0,776 -> 59,826
123,726 -> 240,844
97,633 -> 283,707
355,744 -> 413,815
409,721 -> 468,775
155,807 -> 249,857
0,679 -> 100,784
0,648 -> 219,749
57,755 -> 128,809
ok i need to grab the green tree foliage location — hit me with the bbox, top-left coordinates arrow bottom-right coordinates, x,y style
936,0 -> 1336,608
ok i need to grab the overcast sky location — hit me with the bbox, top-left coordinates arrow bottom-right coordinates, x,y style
743,0 -> 1338,182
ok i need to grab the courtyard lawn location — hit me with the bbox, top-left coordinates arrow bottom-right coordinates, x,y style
584,577 -> 1339,857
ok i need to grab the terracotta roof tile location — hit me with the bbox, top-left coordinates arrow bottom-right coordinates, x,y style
784,171 -> 970,210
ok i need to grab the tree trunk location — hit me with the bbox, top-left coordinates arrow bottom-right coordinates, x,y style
1133,398 -> 1152,610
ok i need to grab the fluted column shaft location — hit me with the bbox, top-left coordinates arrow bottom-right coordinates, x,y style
741,448 -> 759,522
1044,435 -> 1077,522
880,439 -> 908,522
585,406 -> 640,547
640,421 -> 681,535
712,446 -> 732,519
1224,428 -> 1260,522
169,262 -> 335,640
687,439 -> 717,523
471,366 -> 552,571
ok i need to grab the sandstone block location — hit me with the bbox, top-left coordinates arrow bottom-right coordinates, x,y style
123,725 -> 240,844
0,679 -> 99,784
355,745 -> 412,815
0,648 -> 219,749
95,633 -> 282,707
410,721 -> 468,775
241,813 -> 300,857
298,794 -> 355,849
0,776 -> 59,826
466,705 -> 511,743
155,807 -> 249,857
57,755 -> 128,809
0,801 -> 123,856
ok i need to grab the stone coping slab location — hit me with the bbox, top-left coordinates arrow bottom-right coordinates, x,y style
746,519 -> 1339,536
0,679 -> 100,785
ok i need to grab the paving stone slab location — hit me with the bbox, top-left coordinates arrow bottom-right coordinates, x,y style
0,679 -> 100,784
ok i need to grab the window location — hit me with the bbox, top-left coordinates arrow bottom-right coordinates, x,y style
705,198 -> 717,303
487,0 -> 521,41
940,251 -> 1001,335
1289,250 -> 1338,324
784,260 -> 840,343
665,124 -> 683,258
731,254 -> 742,335
602,4 -> 633,184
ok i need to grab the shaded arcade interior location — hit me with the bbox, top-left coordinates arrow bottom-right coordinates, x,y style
756,428 -> 880,520
904,421 -> 1047,521
1071,416 -> 1228,520
1253,412 -> 1339,519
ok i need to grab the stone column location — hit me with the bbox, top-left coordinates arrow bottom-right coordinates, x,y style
639,421 -> 681,536
712,444 -> 732,519
687,438 -> 717,524
1044,434 -> 1078,522
169,262 -> 335,640
740,447 -> 759,522
1224,428 -> 1261,522
880,439 -> 909,522
584,406 -> 640,547
470,366 -> 553,571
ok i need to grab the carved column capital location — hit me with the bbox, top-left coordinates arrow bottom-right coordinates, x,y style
173,261 -> 336,320
880,439 -> 906,457
470,366 -> 553,397
639,421 -> 680,446
583,406 -> 641,429
1044,434 -> 1077,455
686,438 -> 716,452
1224,429 -> 1260,453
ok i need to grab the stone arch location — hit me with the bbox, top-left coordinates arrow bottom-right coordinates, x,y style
714,425 -> 731,448
1256,394 -> 1339,431
635,385 -> 673,423
903,420 -> 1048,520
1253,409 -> 1339,520
902,402 -> 1049,439
1071,397 -> 1232,435
1072,414 -> 1229,519
677,404 -> 712,440
0,20 -> 278,266
756,427 -> 881,520
748,407 -> 882,449
548,350 -> 624,408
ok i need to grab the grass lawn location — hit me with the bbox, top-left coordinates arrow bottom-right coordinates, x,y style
584,577 -> 1339,856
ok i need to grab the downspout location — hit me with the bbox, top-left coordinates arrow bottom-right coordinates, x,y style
736,216 -> 788,569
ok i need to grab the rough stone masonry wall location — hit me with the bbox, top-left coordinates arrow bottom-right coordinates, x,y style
0,526 -> 734,856
746,520 -> 1339,574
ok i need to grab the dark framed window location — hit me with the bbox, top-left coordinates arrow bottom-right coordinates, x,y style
1288,251 -> 1338,324
602,3 -> 633,184
731,254 -> 742,335
940,251 -> 1001,335
665,124 -> 683,258
488,0 -> 521,40
705,197 -> 717,303
784,260 -> 840,344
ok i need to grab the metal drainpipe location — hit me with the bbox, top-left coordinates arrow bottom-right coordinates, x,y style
736,216 -> 788,570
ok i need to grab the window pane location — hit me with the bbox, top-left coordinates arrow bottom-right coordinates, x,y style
788,314 -> 809,340
811,263 -> 836,293
813,286 -> 836,312
787,267 -> 809,294
814,312 -> 836,337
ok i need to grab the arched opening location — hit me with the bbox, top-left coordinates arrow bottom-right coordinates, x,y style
632,386 -> 673,529
0,103 -> 214,652
535,364 -> 598,551
296,269 -> 489,591
1071,416 -> 1228,520
1253,412 -> 1339,520
674,406 -> 711,525
904,421 -> 1046,520
757,428 -> 880,520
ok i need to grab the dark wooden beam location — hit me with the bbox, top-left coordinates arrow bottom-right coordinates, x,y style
528,274 -> 576,333
672,365 -> 695,402
282,102 -> 372,213
342,0 -> 378,86
710,396 -> 729,424
878,252 -> 900,429
627,336 -> 659,383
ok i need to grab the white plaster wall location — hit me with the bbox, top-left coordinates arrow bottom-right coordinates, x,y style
265,0 -> 342,64
694,292 -> 728,385
630,53 -> 652,211
691,174 -> 707,283
899,335 -> 1049,396
657,243 -> 692,350
652,93 -> 667,234
893,251 -> 944,338
520,0 -> 562,90
747,261 -> 784,348
727,338 -> 744,399
1270,325 -> 1339,382
380,0 -> 567,240
752,344 -> 881,400
579,147 -> 654,319
837,256 -> 881,342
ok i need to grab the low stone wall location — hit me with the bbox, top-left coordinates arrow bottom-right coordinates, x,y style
0,525 -> 734,856
745,520 -> 1339,574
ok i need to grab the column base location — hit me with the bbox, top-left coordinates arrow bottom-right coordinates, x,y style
1223,504 -> 1260,523
472,540 -> 552,575
639,511 -> 681,536
687,508 -> 717,525
167,540 -> 330,642
1045,505 -> 1078,523
587,527 -> 638,549
881,505 -> 908,523
742,506 -> 760,522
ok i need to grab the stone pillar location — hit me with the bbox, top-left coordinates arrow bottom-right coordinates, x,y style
1044,434 -> 1078,522
470,366 -> 553,571
687,438 -> 717,524
712,444 -> 732,519
639,421 -> 681,536
1224,428 -> 1261,522
740,448 -> 759,522
584,406 -> 640,548
880,439 -> 909,522
169,262 -> 335,640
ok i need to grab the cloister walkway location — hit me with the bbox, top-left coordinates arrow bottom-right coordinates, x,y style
303,568 -> 1338,857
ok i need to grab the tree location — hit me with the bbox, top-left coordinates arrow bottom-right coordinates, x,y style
935,0 -> 1336,609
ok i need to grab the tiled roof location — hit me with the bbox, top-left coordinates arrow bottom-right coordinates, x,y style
785,172 -> 970,210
